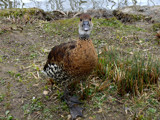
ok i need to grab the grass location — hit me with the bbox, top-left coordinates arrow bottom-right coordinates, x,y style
93,17 -> 144,31
84,46 -> 160,119
43,17 -> 145,37
42,18 -> 79,38
96,47 -> 160,96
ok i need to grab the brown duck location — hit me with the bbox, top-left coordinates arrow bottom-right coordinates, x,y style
43,13 -> 98,119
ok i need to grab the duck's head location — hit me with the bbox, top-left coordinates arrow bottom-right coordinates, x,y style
79,13 -> 93,40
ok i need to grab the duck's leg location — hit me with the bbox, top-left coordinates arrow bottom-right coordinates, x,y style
49,78 -> 54,91
61,88 -> 83,120
80,79 -> 90,100
80,80 -> 85,99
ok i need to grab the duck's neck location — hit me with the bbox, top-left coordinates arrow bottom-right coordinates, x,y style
79,34 -> 90,40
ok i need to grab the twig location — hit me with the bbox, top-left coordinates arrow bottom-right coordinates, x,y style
53,10 -> 67,17
31,72 -> 38,79
19,65 -> 32,72
73,12 -> 82,18
49,93 -> 57,99
37,71 -> 40,79
53,84 -> 62,91
32,112 -> 40,120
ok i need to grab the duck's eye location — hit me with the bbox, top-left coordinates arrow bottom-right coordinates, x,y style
80,19 -> 82,21
89,18 -> 91,21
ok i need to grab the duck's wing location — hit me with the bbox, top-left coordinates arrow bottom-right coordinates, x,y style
43,41 -> 76,72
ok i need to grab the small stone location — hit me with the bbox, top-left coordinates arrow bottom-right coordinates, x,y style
33,84 -> 39,86
61,115 -> 64,118
43,90 -> 49,95
67,115 -> 71,120
129,52 -> 133,55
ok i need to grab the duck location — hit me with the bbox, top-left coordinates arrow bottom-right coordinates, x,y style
43,13 -> 98,119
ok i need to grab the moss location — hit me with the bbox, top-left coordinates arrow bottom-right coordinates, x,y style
93,17 -> 144,33
43,18 -> 79,37
0,8 -> 45,18
43,17 -> 123,37
153,23 -> 160,31
93,17 -> 122,28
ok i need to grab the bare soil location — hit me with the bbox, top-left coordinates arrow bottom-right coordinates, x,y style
0,14 -> 159,120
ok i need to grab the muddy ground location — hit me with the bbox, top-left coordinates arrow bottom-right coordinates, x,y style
0,8 -> 160,120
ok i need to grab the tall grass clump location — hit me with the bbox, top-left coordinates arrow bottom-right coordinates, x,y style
96,47 -> 160,96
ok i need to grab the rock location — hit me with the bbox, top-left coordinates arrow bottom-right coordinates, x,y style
113,5 -> 160,23
67,115 -> 71,120
86,9 -> 114,19
52,9 -> 114,20
43,90 -> 49,95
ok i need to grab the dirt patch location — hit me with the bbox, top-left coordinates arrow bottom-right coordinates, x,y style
0,8 -> 160,120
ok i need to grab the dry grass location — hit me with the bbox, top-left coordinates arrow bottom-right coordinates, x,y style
95,46 -> 160,96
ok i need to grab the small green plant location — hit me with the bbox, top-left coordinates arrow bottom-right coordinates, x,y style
22,97 -> 44,115
7,71 -> 22,81
30,53 -> 38,59
0,56 -> 3,62
8,71 -> 15,77
0,78 -> 6,85
153,23 -> 160,31
56,90 -> 63,99
5,111 -> 13,120
93,93 -> 107,108
0,110 -> 14,120
32,63 -> 40,71
0,94 -> 5,102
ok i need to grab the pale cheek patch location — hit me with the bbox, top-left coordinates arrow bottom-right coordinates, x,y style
79,28 -> 91,35
79,23 -> 93,35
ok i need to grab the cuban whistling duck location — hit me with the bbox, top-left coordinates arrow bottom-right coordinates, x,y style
43,13 -> 98,119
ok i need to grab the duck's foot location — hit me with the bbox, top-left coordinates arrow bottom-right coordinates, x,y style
70,105 -> 83,119
61,90 -> 84,120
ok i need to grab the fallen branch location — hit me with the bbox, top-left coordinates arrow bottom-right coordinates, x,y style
53,10 -> 67,17
73,12 -> 82,18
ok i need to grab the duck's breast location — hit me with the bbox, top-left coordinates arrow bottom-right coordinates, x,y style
64,40 -> 98,76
